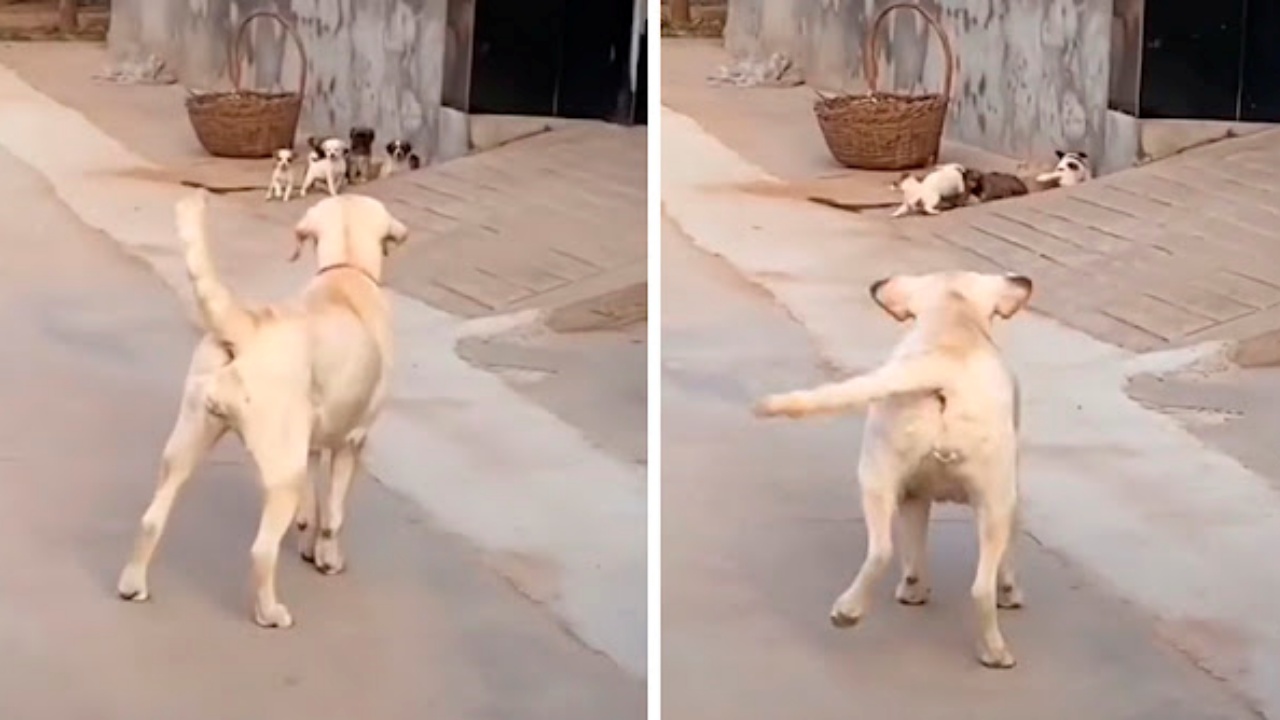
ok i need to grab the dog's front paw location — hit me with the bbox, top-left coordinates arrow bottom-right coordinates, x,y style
978,643 -> 1017,669
116,565 -> 150,602
829,592 -> 866,628
254,601 -> 294,629
753,393 -> 805,418
895,575 -> 931,605
998,582 -> 1024,609
313,532 -> 346,575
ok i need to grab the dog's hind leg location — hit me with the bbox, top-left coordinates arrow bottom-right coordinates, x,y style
245,449 -> 307,628
313,441 -> 360,575
894,496 -> 932,605
972,499 -> 1018,668
295,450 -> 322,563
830,485 -> 897,628
997,510 -> 1024,609
117,397 -> 227,602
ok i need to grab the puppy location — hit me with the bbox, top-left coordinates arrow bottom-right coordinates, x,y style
1035,151 -> 1092,187
963,168 -> 1029,203
891,163 -> 968,217
117,190 -> 409,629
379,140 -> 422,179
300,136 -> 349,197
755,271 -> 1034,669
265,148 -> 296,202
346,126 -> 376,185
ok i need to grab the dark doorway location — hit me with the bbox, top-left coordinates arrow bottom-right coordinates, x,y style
1135,0 -> 1280,122
466,0 -> 638,123
1139,0 -> 1245,120
468,0 -> 563,116
1241,0 -> 1280,121
557,0 -> 635,121
633,21 -> 647,125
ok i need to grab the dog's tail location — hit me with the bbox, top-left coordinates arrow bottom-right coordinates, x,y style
754,356 -> 945,419
176,190 -> 255,351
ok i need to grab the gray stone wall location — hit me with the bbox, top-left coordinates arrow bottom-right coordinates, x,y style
108,0 -> 464,162
725,0 -> 1112,164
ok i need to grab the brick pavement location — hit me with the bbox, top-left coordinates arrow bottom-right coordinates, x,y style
250,123 -> 647,320
891,130 -> 1280,352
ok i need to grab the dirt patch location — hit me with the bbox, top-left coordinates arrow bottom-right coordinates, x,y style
660,1 -> 726,38
0,1 -> 108,41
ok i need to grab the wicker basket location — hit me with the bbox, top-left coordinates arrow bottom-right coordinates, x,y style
814,2 -> 956,170
186,11 -> 308,159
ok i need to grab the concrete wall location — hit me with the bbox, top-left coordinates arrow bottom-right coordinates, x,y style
725,0 -> 1112,165
107,0 -> 467,162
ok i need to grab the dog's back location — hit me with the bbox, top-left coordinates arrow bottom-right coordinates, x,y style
177,192 -> 392,449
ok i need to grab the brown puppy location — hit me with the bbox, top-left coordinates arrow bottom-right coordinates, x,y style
963,169 -> 1029,203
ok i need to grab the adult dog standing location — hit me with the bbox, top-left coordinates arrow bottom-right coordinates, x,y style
755,271 -> 1033,668
117,190 -> 409,628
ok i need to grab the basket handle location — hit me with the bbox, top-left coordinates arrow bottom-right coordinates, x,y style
227,10 -> 308,98
864,2 -> 955,101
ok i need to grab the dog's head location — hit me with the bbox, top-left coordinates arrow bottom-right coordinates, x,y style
1051,150 -> 1091,186
386,140 -> 414,163
308,136 -> 349,163
961,168 -> 986,197
349,126 -> 376,154
869,271 -> 1034,325
290,195 -> 409,278
272,148 -> 294,170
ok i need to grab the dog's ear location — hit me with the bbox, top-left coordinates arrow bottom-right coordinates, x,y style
381,215 -> 409,256
869,276 -> 915,322
1074,151 -> 1088,160
993,273 -> 1033,319
1055,150 -> 1065,160
385,141 -> 396,155
307,136 -> 321,151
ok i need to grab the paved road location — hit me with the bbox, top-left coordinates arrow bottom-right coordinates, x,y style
660,215 -> 1254,720
0,149 -> 643,718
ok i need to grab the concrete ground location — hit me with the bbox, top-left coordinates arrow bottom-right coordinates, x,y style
661,216 -> 1254,720
0,42 -> 645,712
663,36 -> 1280,717
665,37 -> 1280,355
0,40 -> 648,474
0,144 -> 641,718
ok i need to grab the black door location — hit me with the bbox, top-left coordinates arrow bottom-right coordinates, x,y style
1139,0 -> 1246,120
633,22 -> 647,125
468,0 -> 636,122
556,0 -> 635,121
1241,0 -> 1280,121
468,0 -> 564,116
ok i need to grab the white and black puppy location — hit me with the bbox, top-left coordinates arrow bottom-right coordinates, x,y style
300,136 -> 349,197
265,148 -> 296,202
346,126 -> 376,185
1036,151 -> 1092,188
379,140 -> 422,179
891,163 -> 969,218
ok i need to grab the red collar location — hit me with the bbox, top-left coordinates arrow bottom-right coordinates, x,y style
316,263 -> 380,286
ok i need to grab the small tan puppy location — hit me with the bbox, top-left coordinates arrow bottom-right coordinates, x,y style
117,190 -> 408,628
755,271 -> 1033,668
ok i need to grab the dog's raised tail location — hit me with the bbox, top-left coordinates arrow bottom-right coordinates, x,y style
176,190 -> 254,350
754,357 -> 945,419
